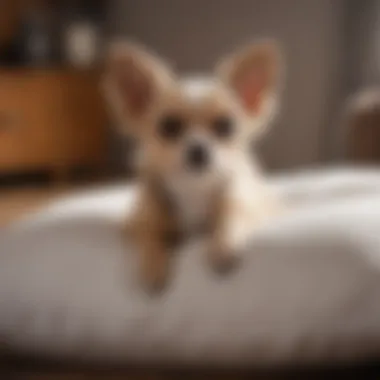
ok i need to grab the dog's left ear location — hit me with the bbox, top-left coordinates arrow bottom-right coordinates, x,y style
217,40 -> 283,125
102,40 -> 174,134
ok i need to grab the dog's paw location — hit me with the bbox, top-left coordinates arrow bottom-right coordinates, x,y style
142,275 -> 169,296
144,279 -> 168,296
140,264 -> 170,296
208,247 -> 241,276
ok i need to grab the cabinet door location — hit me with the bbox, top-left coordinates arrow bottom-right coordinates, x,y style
0,70 -> 109,173
0,71 -> 60,171
48,71 -> 108,166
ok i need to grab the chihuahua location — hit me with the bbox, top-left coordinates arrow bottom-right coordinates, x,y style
103,39 -> 283,293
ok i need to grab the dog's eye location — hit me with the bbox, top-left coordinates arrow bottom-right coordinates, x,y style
158,115 -> 185,140
212,117 -> 234,139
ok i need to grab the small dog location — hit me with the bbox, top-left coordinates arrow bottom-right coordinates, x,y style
103,39 -> 283,293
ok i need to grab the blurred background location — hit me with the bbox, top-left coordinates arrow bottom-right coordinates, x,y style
1,0 -> 380,219
2,2 -> 380,376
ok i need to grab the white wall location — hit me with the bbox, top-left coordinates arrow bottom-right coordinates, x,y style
107,0 -> 346,171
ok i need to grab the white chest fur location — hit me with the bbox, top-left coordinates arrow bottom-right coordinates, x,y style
166,174 -> 220,231
165,151 -> 278,237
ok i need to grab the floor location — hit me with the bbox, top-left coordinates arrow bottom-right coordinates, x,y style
0,187 -> 70,227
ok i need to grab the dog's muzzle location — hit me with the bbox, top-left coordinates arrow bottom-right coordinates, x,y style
185,143 -> 209,171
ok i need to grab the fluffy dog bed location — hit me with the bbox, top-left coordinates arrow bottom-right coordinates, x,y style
2,168 -> 380,369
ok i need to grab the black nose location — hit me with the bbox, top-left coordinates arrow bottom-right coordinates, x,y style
186,143 -> 209,170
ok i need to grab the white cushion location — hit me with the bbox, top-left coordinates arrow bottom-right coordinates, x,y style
2,167 -> 380,367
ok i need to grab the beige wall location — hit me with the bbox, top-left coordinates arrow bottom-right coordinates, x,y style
107,0 -> 346,171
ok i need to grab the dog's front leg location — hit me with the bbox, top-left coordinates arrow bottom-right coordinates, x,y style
137,229 -> 172,293
129,187 -> 176,294
207,191 -> 250,275
207,180 -> 280,275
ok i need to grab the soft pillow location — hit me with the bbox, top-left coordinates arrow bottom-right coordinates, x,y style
2,167 -> 380,367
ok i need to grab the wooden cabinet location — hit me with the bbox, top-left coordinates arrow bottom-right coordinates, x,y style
344,89 -> 380,164
0,69 -> 108,179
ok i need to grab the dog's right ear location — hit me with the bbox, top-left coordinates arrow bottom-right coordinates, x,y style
103,41 -> 174,132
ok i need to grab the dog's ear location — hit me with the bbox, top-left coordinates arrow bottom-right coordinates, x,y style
217,40 -> 283,123
103,41 -> 174,132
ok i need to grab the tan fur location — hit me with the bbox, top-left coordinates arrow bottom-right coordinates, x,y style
103,40 -> 283,293
125,181 -> 178,291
